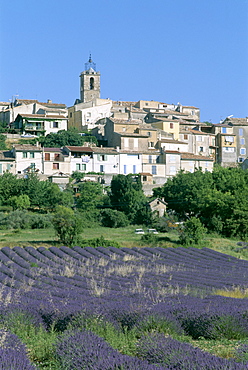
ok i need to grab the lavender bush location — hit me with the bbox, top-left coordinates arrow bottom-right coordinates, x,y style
0,329 -> 36,370
136,333 -> 247,369
55,329 -> 165,370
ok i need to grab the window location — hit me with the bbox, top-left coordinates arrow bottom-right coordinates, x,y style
90,77 -> 94,90
124,138 -> 129,148
199,146 -> 204,152
221,127 -> 227,134
45,153 -> 50,161
184,134 -> 188,140
98,154 -> 107,161
225,136 -> 234,142
223,147 -> 234,152
170,122 -> 174,129
169,166 -> 176,175
238,157 -> 245,163
149,142 -> 154,148
133,138 -> 138,148
133,165 -> 136,174
76,164 -> 81,171
70,112 -> 72,118
169,155 -> 176,163
143,175 -> 147,182
124,165 -> 127,174
239,128 -> 243,136
23,152 -> 28,158
148,155 -> 152,164
53,163 -> 59,170
152,165 -> 157,175
54,154 -> 60,161
240,148 -> 246,155
30,152 -> 35,159
100,165 -> 104,172
197,136 -> 202,141
82,164 -> 86,171
0,164 -> 2,174
240,138 -> 245,145
53,122 -> 59,128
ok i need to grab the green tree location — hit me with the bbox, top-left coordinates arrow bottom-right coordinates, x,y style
110,174 -> 151,224
52,206 -> 82,246
76,181 -> 104,210
179,217 -> 206,246
0,173 -> 22,204
8,194 -> 30,210
38,129 -> 97,147
154,169 -> 214,219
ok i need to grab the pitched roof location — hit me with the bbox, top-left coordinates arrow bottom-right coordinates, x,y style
110,117 -> 143,125
12,144 -> 42,151
181,152 -> 214,161
65,146 -> 93,153
17,113 -> 67,120
223,117 -> 248,126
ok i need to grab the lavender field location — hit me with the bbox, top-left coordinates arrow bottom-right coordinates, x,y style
0,245 -> 248,369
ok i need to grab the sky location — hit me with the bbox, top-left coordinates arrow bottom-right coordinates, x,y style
1,0 -> 248,123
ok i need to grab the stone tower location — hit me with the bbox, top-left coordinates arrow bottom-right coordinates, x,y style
80,55 -> 100,103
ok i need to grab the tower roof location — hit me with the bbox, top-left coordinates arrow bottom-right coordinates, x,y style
85,54 -> 96,72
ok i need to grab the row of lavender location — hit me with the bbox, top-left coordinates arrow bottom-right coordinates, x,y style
0,246 -> 247,368
55,329 -> 248,370
0,246 -> 247,293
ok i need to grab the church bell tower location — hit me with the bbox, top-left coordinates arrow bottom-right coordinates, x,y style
80,55 -> 100,103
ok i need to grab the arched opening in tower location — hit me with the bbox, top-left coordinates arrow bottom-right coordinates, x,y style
90,77 -> 94,90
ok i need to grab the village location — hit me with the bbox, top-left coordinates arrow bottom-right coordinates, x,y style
0,55 -> 247,195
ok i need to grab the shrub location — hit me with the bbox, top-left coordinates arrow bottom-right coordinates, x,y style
79,235 -> 121,248
52,206 -> 83,246
141,233 -> 158,245
0,210 -> 31,229
29,213 -> 52,229
179,217 -> 206,246
100,209 -> 129,228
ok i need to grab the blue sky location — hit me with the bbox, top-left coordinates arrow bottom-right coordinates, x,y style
1,0 -> 247,123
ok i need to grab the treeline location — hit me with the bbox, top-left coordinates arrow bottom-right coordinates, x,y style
0,172 -> 153,244
154,166 -> 248,239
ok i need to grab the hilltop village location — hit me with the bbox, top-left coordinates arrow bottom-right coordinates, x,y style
0,56 -> 247,194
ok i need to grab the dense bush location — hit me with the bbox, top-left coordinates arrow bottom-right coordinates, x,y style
100,208 -> 129,228
0,211 -> 52,230
179,217 -> 206,246
79,235 -> 121,248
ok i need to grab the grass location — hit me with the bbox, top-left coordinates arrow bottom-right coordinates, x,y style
0,226 -> 178,249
